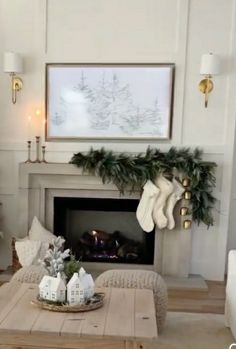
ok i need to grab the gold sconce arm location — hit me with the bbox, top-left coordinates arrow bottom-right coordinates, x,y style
10,73 -> 23,104
198,75 -> 214,108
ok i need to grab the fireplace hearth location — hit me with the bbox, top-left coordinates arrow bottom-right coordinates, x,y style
54,197 -> 155,265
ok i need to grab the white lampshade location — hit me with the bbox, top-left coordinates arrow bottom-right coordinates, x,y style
3,51 -> 23,73
200,53 -> 220,75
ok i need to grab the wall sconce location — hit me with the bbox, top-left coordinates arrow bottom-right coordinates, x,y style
199,53 -> 220,108
3,51 -> 23,104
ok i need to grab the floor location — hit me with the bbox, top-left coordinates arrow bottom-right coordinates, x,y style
168,280 -> 226,314
156,311 -> 234,349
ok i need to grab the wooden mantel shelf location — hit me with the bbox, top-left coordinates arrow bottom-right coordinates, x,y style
20,163 -> 83,186
19,162 -> 110,189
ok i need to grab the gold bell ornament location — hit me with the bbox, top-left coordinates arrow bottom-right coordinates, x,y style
184,191 -> 192,200
182,178 -> 190,187
183,220 -> 192,230
180,207 -> 188,216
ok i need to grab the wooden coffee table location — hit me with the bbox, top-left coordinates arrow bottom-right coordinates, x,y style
0,282 -> 157,349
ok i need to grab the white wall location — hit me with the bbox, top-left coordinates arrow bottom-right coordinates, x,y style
0,0 -> 236,280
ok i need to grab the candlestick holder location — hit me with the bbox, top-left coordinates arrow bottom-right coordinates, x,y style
34,136 -> 41,163
25,141 -> 33,163
41,146 -> 47,163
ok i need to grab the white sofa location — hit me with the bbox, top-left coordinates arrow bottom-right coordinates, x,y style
225,250 -> 236,338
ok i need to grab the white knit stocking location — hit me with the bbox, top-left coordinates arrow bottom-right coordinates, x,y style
136,180 -> 160,232
152,175 -> 174,229
165,178 -> 185,230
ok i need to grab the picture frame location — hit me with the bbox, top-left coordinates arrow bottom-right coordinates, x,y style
45,63 -> 175,141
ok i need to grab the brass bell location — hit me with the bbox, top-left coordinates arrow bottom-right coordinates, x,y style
183,220 -> 192,230
182,178 -> 190,187
180,207 -> 188,216
184,191 -> 192,200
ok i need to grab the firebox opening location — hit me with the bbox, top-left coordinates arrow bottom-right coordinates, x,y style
54,197 -> 155,265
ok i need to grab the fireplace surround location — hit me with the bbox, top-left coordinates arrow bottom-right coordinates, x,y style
18,163 -> 192,277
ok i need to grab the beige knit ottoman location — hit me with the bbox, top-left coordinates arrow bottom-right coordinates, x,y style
95,269 -> 168,332
10,265 -> 47,284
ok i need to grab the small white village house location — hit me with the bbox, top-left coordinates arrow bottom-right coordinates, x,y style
67,272 -> 85,305
85,273 -> 95,299
79,267 -> 95,300
67,268 -> 95,305
39,273 -> 66,302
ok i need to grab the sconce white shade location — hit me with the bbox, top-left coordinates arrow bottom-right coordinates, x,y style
3,51 -> 23,73
200,53 -> 220,75
200,53 -> 220,76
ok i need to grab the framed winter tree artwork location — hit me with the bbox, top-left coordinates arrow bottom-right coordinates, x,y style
45,64 -> 175,140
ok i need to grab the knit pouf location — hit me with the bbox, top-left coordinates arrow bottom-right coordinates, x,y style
95,269 -> 168,332
10,265 -> 48,284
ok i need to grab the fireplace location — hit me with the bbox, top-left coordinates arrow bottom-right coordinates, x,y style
19,162 -> 193,277
54,197 -> 155,265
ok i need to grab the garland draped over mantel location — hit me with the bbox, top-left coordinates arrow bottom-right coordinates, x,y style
70,147 -> 217,227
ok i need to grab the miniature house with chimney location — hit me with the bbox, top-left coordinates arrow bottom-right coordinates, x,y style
67,272 -> 85,305
79,267 -> 95,299
39,273 -> 66,302
67,268 -> 95,305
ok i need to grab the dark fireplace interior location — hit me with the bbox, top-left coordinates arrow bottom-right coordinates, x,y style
54,197 -> 155,265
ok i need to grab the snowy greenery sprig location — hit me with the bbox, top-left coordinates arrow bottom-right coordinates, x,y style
40,236 -> 81,280
70,147 -> 217,227
40,236 -> 70,278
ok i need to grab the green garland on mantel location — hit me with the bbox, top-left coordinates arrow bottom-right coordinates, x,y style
70,147 -> 217,227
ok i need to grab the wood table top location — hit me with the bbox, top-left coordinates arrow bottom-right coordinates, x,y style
0,282 -> 157,349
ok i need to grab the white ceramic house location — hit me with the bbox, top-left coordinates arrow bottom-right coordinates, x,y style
67,268 -> 95,305
39,273 -> 66,302
84,273 -> 95,299
79,267 -> 95,299
67,272 -> 85,305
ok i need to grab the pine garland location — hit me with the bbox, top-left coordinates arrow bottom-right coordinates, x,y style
70,147 -> 217,227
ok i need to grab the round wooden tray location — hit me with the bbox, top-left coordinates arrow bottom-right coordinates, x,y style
31,293 -> 105,312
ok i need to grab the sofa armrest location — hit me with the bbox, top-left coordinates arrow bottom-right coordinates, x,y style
11,237 -> 22,273
228,250 -> 236,276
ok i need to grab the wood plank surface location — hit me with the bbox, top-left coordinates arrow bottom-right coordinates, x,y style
125,341 -> 138,349
0,333 -> 125,349
80,288 -> 111,338
0,283 -> 157,348
31,305 -> 67,335
105,288 -> 135,339
0,282 -> 23,309
168,280 -> 226,314
60,311 -> 87,337
0,286 -> 40,333
0,282 -> 30,325
61,288 -> 111,338
134,289 -> 158,340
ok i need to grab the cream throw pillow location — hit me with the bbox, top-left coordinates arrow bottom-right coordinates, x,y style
15,216 -> 56,267
15,239 -> 49,267
29,216 -> 56,243
15,239 -> 42,266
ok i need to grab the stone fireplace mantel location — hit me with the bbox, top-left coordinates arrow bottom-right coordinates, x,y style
19,162 -> 192,277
